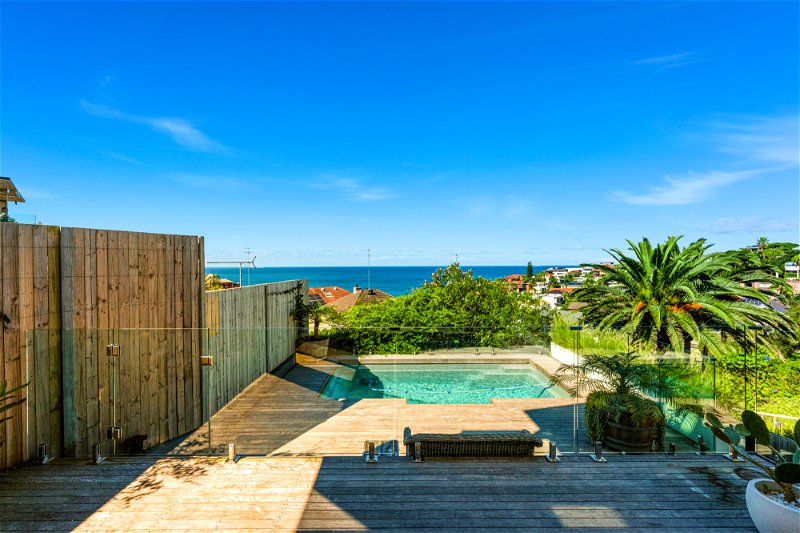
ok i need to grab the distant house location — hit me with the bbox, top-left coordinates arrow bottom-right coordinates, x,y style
502,274 -> 533,294
204,273 -> 240,290
785,262 -> 799,277
547,287 -> 575,295
544,267 -> 570,280
536,293 -> 563,308
532,287 -> 576,308
324,287 -> 393,313
308,286 -> 352,306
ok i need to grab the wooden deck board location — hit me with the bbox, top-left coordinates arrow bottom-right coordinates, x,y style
0,455 -> 757,531
160,358 -> 696,457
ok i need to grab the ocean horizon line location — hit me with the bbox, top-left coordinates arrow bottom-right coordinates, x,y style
204,264 -> 582,295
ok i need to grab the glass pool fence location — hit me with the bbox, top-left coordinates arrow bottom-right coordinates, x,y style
18,324 -> 798,461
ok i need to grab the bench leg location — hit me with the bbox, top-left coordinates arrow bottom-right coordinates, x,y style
412,442 -> 423,463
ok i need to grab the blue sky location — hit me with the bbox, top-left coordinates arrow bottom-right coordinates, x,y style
2,1 -> 798,266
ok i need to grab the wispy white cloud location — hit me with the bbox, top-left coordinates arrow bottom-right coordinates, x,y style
81,100 -> 228,153
101,151 -> 143,165
631,51 -> 699,68
705,216 -> 799,235
308,176 -> 395,202
613,114 -> 798,206
503,199 -> 531,220
715,115 -> 800,166
611,168 -> 766,206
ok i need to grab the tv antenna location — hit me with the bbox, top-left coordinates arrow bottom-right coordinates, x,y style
367,248 -> 371,289
207,256 -> 257,287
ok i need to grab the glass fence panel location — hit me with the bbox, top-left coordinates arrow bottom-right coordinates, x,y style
311,325 -> 576,458
25,328 -> 212,459
24,323 -> 797,461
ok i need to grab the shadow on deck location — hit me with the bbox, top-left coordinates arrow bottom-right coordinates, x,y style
0,455 -> 758,531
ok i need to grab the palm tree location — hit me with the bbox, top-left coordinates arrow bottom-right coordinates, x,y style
572,236 -> 795,357
550,352 -> 697,450
293,301 -> 335,337
756,236 -> 769,259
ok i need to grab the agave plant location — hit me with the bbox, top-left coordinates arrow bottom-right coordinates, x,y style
0,380 -> 29,423
706,410 -> 800,503
550,352 -> 699,450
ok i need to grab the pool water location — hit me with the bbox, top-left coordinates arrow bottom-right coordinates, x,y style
320,363 -> 569,404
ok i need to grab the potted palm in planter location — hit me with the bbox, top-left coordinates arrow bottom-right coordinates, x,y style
705,410 -> 800,533
550,352 -> 696,452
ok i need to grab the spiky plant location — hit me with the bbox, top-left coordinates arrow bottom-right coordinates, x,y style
550,352 -> 699,450
706,410 -> 800,503
572,236 -> 796,358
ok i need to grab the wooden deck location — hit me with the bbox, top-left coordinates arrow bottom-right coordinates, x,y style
0,356 -> 760,531
0,454 -> 758,531
162,355 -> 695,456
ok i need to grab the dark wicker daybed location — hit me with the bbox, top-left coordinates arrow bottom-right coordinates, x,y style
403,427 -> 543,461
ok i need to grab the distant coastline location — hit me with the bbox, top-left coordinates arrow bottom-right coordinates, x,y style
204,265 -> 577,296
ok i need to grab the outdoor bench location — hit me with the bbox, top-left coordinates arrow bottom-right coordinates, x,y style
403,426 -> 543,461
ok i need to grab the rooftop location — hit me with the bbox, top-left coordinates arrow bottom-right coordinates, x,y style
324,287 -> 393,313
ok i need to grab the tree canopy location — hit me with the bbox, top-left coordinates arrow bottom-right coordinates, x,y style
571,236 -> 796,357
327,263 -> 552,354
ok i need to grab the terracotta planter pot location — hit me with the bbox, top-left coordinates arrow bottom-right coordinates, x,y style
745,479 -> 800,533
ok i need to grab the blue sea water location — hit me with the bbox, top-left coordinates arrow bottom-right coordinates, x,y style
204,265 -> 569,296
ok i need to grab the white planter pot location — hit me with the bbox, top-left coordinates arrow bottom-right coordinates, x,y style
745,478 -> 800,533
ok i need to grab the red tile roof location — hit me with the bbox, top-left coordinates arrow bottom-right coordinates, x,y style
324,288 -> 393,313
308,286 -> 352,304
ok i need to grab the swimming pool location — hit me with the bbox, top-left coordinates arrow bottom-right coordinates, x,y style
320,362 -> 569,404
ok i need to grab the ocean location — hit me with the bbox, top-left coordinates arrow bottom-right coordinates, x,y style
204,265 -> 570,296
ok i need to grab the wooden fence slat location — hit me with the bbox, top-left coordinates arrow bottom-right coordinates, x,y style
1,224 -> 17,469
96,229 -> 110,456
32,225 -> 50,460
73,228 -> 88,457
191,237 -> 202,428
84,229 -> 99,455
156,234 -> 168,444
59,227 -> 76,457
46,226 -> 62,457
174,237 -> 186,435
17,224 -> 34,463
182,237 -> 193,428
165,235 -> 177,440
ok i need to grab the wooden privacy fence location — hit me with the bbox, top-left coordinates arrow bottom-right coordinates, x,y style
3,223 -> 307,470
0,224 -> 61,471
58,227 -> 205,458
2,224 -> 205,469
204,280 -> 307,415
